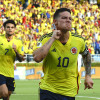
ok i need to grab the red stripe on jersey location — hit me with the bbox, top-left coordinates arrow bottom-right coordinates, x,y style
77,73 -> 79,94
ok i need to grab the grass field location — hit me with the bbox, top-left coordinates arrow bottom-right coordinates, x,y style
9,79 -> 100,100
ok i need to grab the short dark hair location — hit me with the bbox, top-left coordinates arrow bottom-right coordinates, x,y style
53,8 -> 71,19
3,20 -> 16,27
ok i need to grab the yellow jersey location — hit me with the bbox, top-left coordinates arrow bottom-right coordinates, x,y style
0,34 -> 24,78
37,32 -> 86,97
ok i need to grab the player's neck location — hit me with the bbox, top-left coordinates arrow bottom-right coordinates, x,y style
59,31 -> 69,43
5,34 -> 13,42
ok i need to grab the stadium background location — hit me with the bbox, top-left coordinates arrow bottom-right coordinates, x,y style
0,0 -> 100,100
1,0 -> 100,55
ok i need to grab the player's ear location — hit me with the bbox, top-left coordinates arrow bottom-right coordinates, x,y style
3,27 -> 5,30
53,19 -> 57,26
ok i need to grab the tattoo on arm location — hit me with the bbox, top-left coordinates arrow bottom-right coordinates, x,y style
40,48 -> 46,58
40,38 -> 53,54
33,37 -> 55,62
46,39 -> 51,45
82,52 -> 91,76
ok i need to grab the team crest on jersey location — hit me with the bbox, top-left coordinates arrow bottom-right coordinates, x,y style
71,47 -> 77,54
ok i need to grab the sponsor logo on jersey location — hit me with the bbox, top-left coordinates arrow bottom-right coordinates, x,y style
71,47 -> 77,54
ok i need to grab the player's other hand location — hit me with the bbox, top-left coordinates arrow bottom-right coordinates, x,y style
52,30 -> 62,40
84,75 -> 94,90
12,43 -> 17,52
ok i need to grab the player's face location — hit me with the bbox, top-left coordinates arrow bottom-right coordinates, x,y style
56,11 -> 72,31
4,23 -> 15,36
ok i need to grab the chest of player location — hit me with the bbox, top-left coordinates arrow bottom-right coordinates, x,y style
47,40 -> 81,67
0,40 -> 16,56
50,40 -> 80,55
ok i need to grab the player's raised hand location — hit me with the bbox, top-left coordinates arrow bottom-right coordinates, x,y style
52,30 -> 62,40
12,43 -> 17,52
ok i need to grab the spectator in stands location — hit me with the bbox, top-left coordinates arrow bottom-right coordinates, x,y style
32,1 -> 40,8
95,40 -> 100,54
22,15 -> 26,24
23,0 -> 29,9
90,45 -> 95,54
46,11 -> 50,23
36,26 -> 39,33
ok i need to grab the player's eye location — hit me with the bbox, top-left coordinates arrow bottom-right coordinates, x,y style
69,17 -> 72,20
11,27 -> 14,28
62,16 -> 67,19
62,17 -> 72,21
6,26 -> 14,28
7,26 -> 10,28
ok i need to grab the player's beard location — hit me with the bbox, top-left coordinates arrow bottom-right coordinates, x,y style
61,26 -> 71,33
61,23 -> 71,31
61,29 -> 69,33
7,32 -> 14,36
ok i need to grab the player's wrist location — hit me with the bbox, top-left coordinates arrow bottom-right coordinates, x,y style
85,74 -> 91,78
14,49 -> 17,53
51,36 -> 56,41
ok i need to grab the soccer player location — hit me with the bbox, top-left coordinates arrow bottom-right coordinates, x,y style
0,20 -> 24,100
33,8 -> 94,100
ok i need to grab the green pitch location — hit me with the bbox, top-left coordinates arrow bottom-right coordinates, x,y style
76,79 -> 100,100
10,79 -> 100,100
10,80 -> 40,100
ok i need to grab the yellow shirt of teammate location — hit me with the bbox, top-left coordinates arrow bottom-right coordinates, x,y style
0,35 -> 24,78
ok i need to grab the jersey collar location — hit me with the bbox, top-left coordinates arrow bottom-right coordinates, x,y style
55,31 -> 72,47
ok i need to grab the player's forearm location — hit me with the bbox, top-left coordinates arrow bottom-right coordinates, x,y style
15,51 -> 24,62
33,37 -> 55,62
82,52 -> 91,76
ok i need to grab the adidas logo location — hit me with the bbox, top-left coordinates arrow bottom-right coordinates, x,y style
52,48 -> 56,52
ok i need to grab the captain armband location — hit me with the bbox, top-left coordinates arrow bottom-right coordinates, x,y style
80,45 -> 89,55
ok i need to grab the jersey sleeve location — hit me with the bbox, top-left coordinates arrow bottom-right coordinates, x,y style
35,35 -> 51,50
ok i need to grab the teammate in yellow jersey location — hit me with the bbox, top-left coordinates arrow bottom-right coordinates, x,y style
0,20 -> 24,100
33,8 -> 94,100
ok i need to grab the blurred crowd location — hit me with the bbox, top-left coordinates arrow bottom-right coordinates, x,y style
0,0 -> 100,54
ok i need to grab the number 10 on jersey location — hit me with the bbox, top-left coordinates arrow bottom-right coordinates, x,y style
57,57 -> 69,67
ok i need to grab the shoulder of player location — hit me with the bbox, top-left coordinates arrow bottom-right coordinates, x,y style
71,33 -> 86,41
39,32 -> 53,42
